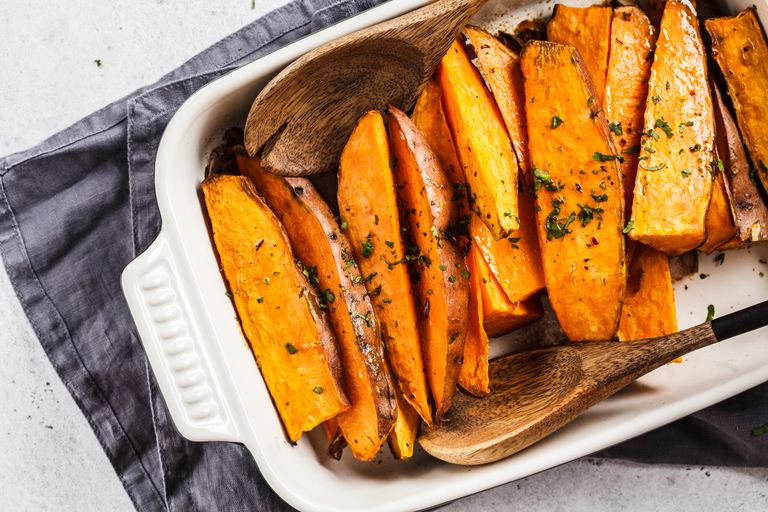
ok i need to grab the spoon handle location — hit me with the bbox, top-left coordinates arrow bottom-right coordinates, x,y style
711,300 -> 768,341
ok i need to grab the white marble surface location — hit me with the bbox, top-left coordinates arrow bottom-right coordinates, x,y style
2,1 -> 768,511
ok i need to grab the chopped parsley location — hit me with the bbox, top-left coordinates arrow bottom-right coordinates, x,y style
682,168 -> 692,177
312,386 -> 323,394
551,116 -> 564,129
609,122 -> 623,136
655,119 -> 674,138
714,254 -> 725,266
508,236 -> 521,249
622,219 -> 635,234
531,165 -> 565,192
592,152 -> 624,163
621,145 -> 641,155
591,193 -> 608,202
705,304 -> 715,322
639,162 -> 666,171
285,343 -> 298,354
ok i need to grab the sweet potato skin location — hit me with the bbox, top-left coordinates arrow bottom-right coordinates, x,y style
629,0 -> 715,256
604,6 -> 657,223
438,38 -> 520,240
337,111 -> 432,427
710,78 -> 768,244
547,5 -> 613,103
388,106 -> 469,425
520,41 -> 626,342
202,174 -> 350,442
236,154 -> 398,460
706,8 -> 768,194
463,26 -> 531,181
617,243 -> 678,341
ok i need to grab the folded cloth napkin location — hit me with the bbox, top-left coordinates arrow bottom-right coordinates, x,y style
1,0 -> 767,510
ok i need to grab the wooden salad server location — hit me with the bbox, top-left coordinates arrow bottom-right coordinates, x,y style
243,0 -> 488,176
419,300 -> 768,465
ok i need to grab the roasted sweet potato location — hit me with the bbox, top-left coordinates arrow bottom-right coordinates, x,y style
337,111 -> 433,427
412,86 -> 491,398
617,243 -> 678,341
438,38 -> 520,240
710,70 -> 768,245
388,106 -> 469,425
604,6 -> 657,222
463,26 -> 531,181
520,41 -> 626,342
458,243 -> 490,397
547,5 -> 613,103
470,243 -> 544,338
235,153 -> 398,460
386,367 -> 421,461
707,8 -> 768,194
470,186 -> 545,304
699,169 -> 737,254
202,174 -> 350,442
629,0 -> 715,256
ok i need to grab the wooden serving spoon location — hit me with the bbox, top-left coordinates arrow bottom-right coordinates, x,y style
419,300 -> 768,465
243,0 -> 487,177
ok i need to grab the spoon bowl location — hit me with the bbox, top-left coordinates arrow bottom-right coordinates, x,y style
244,0 -> 488,176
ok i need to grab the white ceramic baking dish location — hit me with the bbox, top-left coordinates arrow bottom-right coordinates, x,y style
121,0 -> 768,510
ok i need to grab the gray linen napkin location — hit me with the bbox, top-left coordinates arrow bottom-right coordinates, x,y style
1,0 -> 767,510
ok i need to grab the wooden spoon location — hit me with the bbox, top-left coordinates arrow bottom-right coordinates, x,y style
419,300 -> 768,465
243,0 -> 487,176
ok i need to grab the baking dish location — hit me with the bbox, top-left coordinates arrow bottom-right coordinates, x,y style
121,0 -> 768,510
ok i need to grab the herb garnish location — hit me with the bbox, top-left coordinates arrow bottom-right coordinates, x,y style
551,116 -> 564,129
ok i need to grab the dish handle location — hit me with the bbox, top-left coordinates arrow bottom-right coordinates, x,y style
121,231 -> 243,444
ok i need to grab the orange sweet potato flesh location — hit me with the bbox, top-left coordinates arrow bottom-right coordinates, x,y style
235,153 -> 397,460
202,175 -> 350,443
458,243 -> 490,397
470,243 -> 544,338
617,242 -> 678,341
604,6 -> 657,223
710,78 -> 768,245
438,38 -> 520,240
699,169 -> 737,254
520,41 -> 626,342
470,188 -> 545,303
337,111 -> 433,427
463,26 -> 531,182
547,5 -> 613,104
629,0 -> 715,256
388,106 -> 470,425
707,9 -> 768,196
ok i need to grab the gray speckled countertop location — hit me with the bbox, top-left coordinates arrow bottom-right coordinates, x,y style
2,1 -> 767,510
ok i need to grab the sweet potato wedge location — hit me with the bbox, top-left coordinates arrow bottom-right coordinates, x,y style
388,106 -> 469,425
617,242 -> 678,341
520,41 -> 626,342
386,365 -> 421,461
463,26 -> 531,181
438,37 -> 520,240
707,8 -> 768,193
235,153 -> 398,460
470,243 -> 544,338
324,418 -> 346,460
337,111 -> 433,427
604,6 -> 657,222
547,5 -> 613,103
699,169 -> 737,254
457,239 -> 490,397
470,187 -> 545,304
202,174 -> 350,442
710,70 -> 768,245
629,0 -> 715,256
